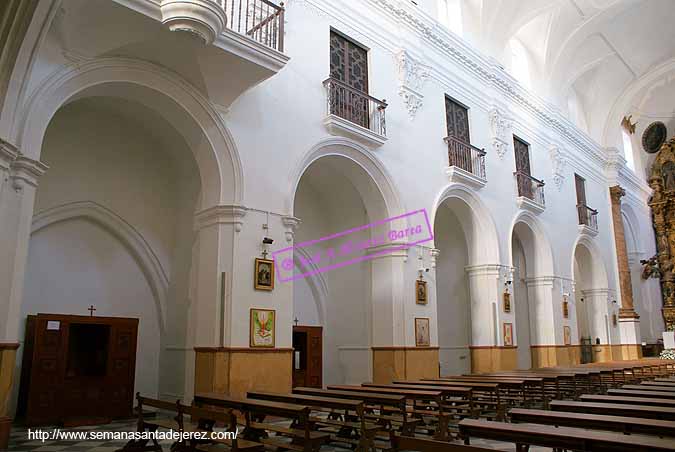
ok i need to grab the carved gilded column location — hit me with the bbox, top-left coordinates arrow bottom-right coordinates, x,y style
609,185 -> 639,319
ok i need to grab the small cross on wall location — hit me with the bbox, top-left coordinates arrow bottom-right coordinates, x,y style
88,305 -> 96,317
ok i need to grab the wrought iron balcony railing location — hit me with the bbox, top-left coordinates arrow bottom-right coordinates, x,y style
222,0 -> 285,51
323,77 -> 387,137
445,135 -> 486,180
514,170 -> 545,206
577,204 -> 598,231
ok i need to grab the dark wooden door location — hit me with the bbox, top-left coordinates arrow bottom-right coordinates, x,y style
329,31 -> 369,128
292,326 -> 322,388
575,174 -> 586,205
445,97 -> 471,172
514,137 -> 532,198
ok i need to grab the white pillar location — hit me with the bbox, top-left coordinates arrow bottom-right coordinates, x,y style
465,265 -> 502,346
525,276 -> 560,345
582,288 -> 612,344
368,243 -> 407,347
0,140 -> 48,341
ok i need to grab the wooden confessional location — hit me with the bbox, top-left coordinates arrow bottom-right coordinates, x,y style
17,313 -> 138,426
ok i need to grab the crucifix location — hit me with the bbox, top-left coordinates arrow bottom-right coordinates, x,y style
88,305 -> 97,317
293,317 -> 299,327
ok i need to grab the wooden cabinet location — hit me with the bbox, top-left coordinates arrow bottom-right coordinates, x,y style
17,314 -> 138,426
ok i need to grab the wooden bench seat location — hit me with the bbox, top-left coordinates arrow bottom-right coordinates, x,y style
581,394 -> 675,408
551,400 -> 675,421
609,388 -> 675,399
389,433 -> 495,452
509,407 -> 675,438
458,418 -> 675,451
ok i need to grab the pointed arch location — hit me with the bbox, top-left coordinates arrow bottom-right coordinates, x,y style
31,201 -> 168,333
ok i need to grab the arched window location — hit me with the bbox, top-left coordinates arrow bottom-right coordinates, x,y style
437,0 -> 463,36
509,38 -> 531,89
621,128 -> 636,171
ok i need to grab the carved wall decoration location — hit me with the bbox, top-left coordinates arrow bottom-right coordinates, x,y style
549,145 -> 568,191
395,50 -> 430,120
621,115 -> 637,135
488,107 -> 513,159
646,137 -> 675,331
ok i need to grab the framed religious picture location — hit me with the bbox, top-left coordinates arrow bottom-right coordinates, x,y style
415,317 -> 430,347
254,258 -> 275,291
612,313 -> 618,327
503,323 -> 513,346
562,299 -> 569,319
503,292 -> 511,313
250,308 -> 275,347
563,326 -> 571,345
416,279 -> 428,305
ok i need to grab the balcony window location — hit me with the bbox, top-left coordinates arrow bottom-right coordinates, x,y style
444,96 -> 485,184
323,31 -> 387,144
575,173 -> 598,233
513,136 -> 545,210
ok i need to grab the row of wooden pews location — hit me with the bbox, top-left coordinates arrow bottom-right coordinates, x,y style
459,359 -> 675,451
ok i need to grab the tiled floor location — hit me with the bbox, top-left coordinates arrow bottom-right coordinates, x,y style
5,419 -> 551,451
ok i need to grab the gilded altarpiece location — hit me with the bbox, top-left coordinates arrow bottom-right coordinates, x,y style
645,138 -> 675,330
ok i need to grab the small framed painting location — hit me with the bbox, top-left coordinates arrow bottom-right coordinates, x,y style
612,313 -> 618,327
250,308 -> 275,348
416,279 -> 427,305
254,258 -> 275,291
503,292 -> 511,313
563,325 -> 571,345
562,300 -> 569,319
503,323 -> 513,346
415,317 -> 430,347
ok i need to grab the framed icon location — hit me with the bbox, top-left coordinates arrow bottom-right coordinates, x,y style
503,292 -> 511,313
563,325 -> 571,345
254,258 -> 275,291
415,317 -> 430,347
250,308 -> 275,348
416,279 -> 427,305
503,323 -> 513,346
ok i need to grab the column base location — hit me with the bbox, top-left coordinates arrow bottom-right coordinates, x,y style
0,416 -> 11,450
530,345 -> 581,368
194,347 -> 292,399
372,347 -> 439,383
469,346 -> 517,373
618,344 -> 643,360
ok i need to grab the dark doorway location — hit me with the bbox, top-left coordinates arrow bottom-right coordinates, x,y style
292,326 -> 323,388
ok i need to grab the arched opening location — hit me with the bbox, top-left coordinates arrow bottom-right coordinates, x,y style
434,199 -> 472,375
511,222 -> 534,369
572,239 -> 612,361
292,151 -> 392,386
13,70 -> 236,415
509,213 -> 555,369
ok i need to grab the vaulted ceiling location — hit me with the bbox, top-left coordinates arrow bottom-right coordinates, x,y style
439,0 -> 675,177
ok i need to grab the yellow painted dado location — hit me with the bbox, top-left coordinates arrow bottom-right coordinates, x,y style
530,346 -> 581,368
0,344 -> 19,417
469,346 -> 517,373
195,348 -> 292,399
618,344 -> 643,360
372,347 -> 439,383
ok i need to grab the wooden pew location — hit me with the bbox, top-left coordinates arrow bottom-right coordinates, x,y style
581,394 -> 675,408
328,385 -> 450,441
458,418 -> 675,451
389,433 -> 495,452
117,394 -> 263,452
246,391 -> 378,452
644,380 -> 675,387
622,384 -> 675,392
415,380 -> 503,419
292,387 -> 420,437
194,393 -> 330,452
433,376 -> 545,409
509,407 -> 675,438
608,388 -> 675,399
550,400 -> 675,421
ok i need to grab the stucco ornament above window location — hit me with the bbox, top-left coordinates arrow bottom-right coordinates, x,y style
488,107 -> 513,159
395,50 -> 430,120
549,145 -> 568,191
